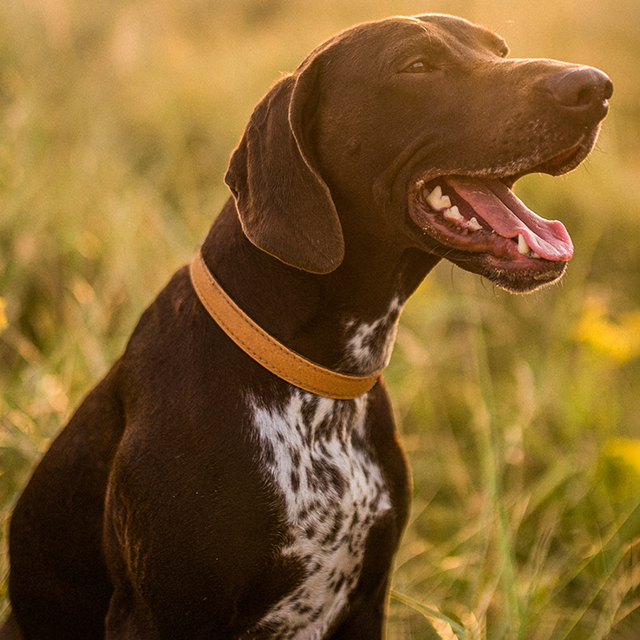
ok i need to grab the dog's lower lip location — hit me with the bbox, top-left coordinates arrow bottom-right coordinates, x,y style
532,144 -> 584,175
547,145 -> 582,166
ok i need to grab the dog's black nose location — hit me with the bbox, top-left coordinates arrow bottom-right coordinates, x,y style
545,66 -> 613,122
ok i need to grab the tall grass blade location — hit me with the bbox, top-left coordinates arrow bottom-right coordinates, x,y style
390,589 -> 468,638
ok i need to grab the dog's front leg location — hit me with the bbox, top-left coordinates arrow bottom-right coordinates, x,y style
100,404 -> 304,639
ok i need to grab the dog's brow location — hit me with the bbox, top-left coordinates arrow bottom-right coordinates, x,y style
403,24 -> 453,60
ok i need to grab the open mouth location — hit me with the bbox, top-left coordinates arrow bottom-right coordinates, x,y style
408,146 -> 586,293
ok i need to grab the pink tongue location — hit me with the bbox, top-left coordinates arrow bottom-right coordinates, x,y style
443,176 -> 574,261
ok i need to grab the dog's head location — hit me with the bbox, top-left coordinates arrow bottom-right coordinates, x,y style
225,14 -> 612,292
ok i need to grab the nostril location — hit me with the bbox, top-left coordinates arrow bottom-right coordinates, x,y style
575,86 -> 596,108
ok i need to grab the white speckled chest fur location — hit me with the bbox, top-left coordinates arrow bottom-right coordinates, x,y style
248,389 -> 392,639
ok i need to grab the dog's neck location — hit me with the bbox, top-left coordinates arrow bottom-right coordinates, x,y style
201,199 -> 440,377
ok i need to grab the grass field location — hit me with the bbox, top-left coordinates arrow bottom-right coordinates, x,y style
1,0 -> 639,637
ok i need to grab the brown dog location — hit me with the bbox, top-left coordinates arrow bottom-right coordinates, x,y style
2,14 -> 611,640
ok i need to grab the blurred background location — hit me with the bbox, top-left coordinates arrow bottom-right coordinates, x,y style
0,0 -> 639,638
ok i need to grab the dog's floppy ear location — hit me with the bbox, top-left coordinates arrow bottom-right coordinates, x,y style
225,60 -> 344,274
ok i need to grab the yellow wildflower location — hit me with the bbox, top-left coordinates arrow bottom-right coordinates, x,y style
575,296 -> 640,363
601,438 -> 640,502
0,296 -> 7,334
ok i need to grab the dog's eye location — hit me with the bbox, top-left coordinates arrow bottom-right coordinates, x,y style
403,60 -> 434,73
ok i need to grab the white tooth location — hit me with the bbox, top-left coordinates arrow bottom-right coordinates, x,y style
530,251 -> 541,259
468,217 -> 482,231
517,233 -> 531,255
443,205 -> 464,222
426,185 -> 452,210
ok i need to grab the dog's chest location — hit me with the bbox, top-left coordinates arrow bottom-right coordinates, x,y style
248,391 -> 391,639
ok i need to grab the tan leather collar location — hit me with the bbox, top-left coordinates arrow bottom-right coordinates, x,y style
190,249 -> 382,400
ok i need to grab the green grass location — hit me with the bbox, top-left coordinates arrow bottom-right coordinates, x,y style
1,0 -> 640,637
